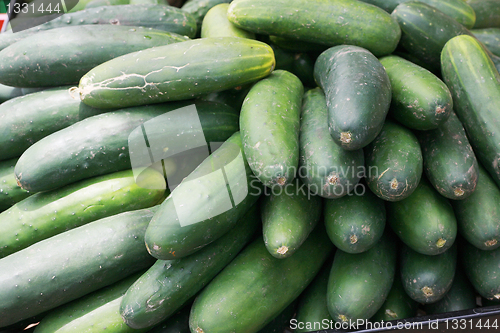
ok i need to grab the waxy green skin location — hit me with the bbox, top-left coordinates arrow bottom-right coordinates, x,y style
441,35 -> 500,188
462,240 -> 500,300
146,304 -> 191,333
227,0 -> 401,57
182,0 -> 232,33
473,28 -> 500,56
0,158 -> 30,212
0,207 -> 158,328
240,70 -> 303,187
314,45 -> 392,151
299,88 -> 364,199
417,111 -> 479,200
201,3 -> 255,39
467,0 -> 500,29
78,37 -> 275,109
257,300 -> 298,333
0,168 -> 165,258
0,83 -> 23,103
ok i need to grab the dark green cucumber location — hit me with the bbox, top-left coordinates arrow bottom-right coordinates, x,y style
182,0 -> 232,34
144,132 -> 262,260
0,168 -> 165,258
400,243 -> 457,304
85,0 -> 130,8
462,240 -> 500,300
0,207 -> 158,328
145,304 -> 191,333
379,55 -> 453,130
324,185 -> 386,254
261,178 -> 322,258
451,164 -> 500,250
327,232 -> 397,323
270,44 -> 295,72
0,84 -> 23,103
227,0 -> 401,57
299,87 -> 364,198
467,0 -> 500,28
417,111 -> 479,200
291,53 -> 316,88
189,224 -> 334,333
314,45 -> 392,151
365,120 -> 423,202
387,177 -> 457,255
0,158 -> 30,212
269,35 -> 327,53
473,28 -> 500,56
240,70 -> 303,187
257,300 -> 298,333
201,3 -> 255,39
441,35 -> 500,188
198,84 -> 252,112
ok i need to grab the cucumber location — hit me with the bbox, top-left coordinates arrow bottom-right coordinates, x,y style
467,0 -> 500,28
261,178 -> 322,258
269,36 -> 327,53
451,164 -> 500,250
379,55 -> 453,130
324,185 -> 386,254
257,300 -> 298,333
270,44 -> 295,72
364,120 -> 423,202
181,0 -> 232,34
326,232 -> 397,323
291,53 -> 316,88
417,111 -> 479,200
0,207 -> 158,328
386,177 -> 457,256
400,243 -> 457,304
227,0 -> 401,57
299,88 -> 364,198
441,35 -> 500,188
145,304 -> 191,333
0,158 -> 31,212
189,224 -> 334,333
201,3 -> 255,39
0,84 -> 23,103
463,240 -> 500,300
77,37 -> 275,109
472,28 -> 500,56
314,45 -> 392,151
240,70 -> 303,187
198,84 -> 252,112
85,0 -> 130,8
0,168 -> 165,258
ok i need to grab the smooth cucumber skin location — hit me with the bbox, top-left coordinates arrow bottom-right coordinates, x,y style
472,28 -> 500,56
327,233 -> 397,323
145,304 -> 191,333
78,37 -> 275,109
85,0 -> 130,8
365,120 -> 423,202
201,4 -> 255,39
189,224 -> 334,333
256,300 -> 298,333
462,240 -> 500,300
467,0 -> 500,28
400,244 -> 457,304
269,35 -> 328,53
441,35 -> 500,188
387,177 -> 457,255
417,111 -> 479,200
0,83 -> 23,103
379,55 -> 453,130
240,70 -> 303,188
120,205 -> 259,329
227,0 -> 401,57
324,187 -> 386,254
314,45 -> 391,151
299,88 -> 365,199
0,169 -> 165,258
0,207 -> 158,328
261,178 -> 322,258
182,0 -> 232,34
0,158 -> 30,212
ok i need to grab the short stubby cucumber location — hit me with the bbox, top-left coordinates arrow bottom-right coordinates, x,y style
0,158 -> 31,213
201,3 -> 255,39
77,37 -> 275,109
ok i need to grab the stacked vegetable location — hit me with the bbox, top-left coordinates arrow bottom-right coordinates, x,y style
0,0 -> 499,332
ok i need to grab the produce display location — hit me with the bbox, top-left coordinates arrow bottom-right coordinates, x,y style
1,0 -> 500,332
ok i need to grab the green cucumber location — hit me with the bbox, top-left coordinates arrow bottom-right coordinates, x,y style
0,84 -> 23,103
145,304 -> 191,333
379,55 -> 453,130
198,84 -> 252,112
0,158 -> 31,212
472,28 -> 500,56
441,35 -> 500,188
386,177 -> 457,255
189,224 -> 334,333
85,0 -> 130,8
257,300 -> 298,333
270,44 -> 295,72
324,185 -> 386,254
0,168 -> 165,258
181,0 -> 232,35
462,240 -> 500,300
261,178 -> 322,258
467,0 -> 500,28
400,243 -> 457,304
327,232 -> 397,323
240,70 -> 303,187
364,120 -> 423,202
77,37 -> 275,109
201,3 -> 255,39
0,207 -> 158,328
269,36 -> 327,53
299,87 -> 364,199
314,45 -> 392,151
227,0 -> 401,57
291,53 -> 316,88
417,111 -> 479,200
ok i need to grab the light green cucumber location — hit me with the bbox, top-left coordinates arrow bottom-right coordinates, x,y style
201,3 -> 255,39
0,158 -> 31,213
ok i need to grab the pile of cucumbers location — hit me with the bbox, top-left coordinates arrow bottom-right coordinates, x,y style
0,0 -> 500,332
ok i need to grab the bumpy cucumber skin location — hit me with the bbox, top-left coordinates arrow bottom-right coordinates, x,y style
467,0 -> 500,28
379,55 -> 453,130
365,120 -> 423,202
189,225 -> 334,333
0,158 -> 30,212
240,70 -> 303,187
314,45 -> 392,151
0,207 -> 158,328
227,0 -> 401,57
473,28 -> 500,56
387,177 -> 457,256
78,37 -> 275,109
324,187 -> 386,254
462,241 -> 500,300
299,88 -> 364,199
0,169 -> 165,258
400,244 -> 457,304
417,111 -> 479,200
327,233 -> 397,323
201,4 -> 255,39
441,35 -> 500,188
